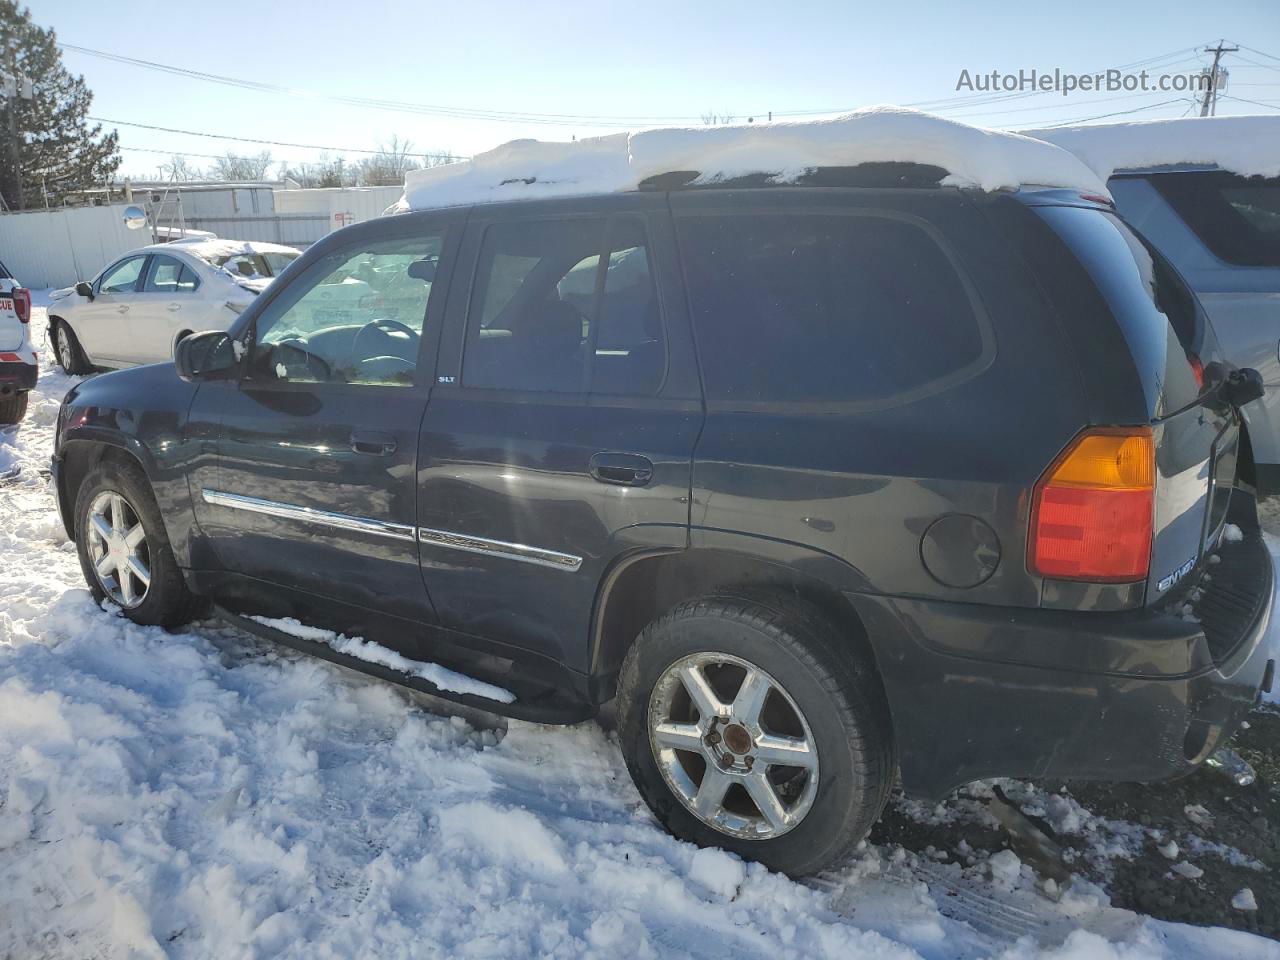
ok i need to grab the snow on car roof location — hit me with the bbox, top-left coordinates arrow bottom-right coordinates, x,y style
145,238 -> 301,262
1022,115 -> 1280,181
391,106 -> 1109,213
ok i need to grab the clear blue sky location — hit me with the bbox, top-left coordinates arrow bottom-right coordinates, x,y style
33,0 -> 1280,179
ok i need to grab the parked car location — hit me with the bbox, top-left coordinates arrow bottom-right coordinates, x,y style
46,239 -> 301,373
0,259 -> 36,424
50,115 -> 1276,876
1026,117 -> 1280,498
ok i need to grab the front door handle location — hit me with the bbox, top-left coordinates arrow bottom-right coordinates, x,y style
116,304 -> 129,314
350,431 -> 397,456
167,303 -> 181,312
590,452 -> 653,486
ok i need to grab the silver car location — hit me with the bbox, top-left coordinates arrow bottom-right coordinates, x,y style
1027,118 -> 1280,495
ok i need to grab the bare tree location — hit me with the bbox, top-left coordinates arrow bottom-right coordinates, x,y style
359,136 -> 422,186
279,154 -> 354,188
159,154 -> 203,181
700,110 -> 738,126
211,150 -> 274,181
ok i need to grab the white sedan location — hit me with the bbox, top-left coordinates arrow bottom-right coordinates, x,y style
47,239 -> 301,374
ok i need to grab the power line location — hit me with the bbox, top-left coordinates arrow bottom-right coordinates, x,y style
1035,97 -> 1192,128
88,116 -> 466,160
1217,94 -> 1280,111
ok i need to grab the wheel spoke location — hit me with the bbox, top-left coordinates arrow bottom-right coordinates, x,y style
754,733 -> 816,769
90,514 -> 113,544
732,667 -> 772,726
95,553 -> 116,579
744,772 -> 790,831
119,568 -> 136,604
652,721 -> 704,753
126,555 -> 151,588
678,664 -> 728,721
693,767 -> 731,818
110,494 -> 127,533
124,523 -> 146,550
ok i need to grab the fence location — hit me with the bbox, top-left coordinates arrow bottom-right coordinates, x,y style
183,214 -> 330,248
0,204 -> 141,289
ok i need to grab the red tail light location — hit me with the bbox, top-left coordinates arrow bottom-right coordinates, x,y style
1029,427 -> 1154,582
12,288 -> 30,324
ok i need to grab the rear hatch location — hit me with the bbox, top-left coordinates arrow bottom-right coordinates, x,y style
1028,201 -> 1241,609
0,277 -> 23,352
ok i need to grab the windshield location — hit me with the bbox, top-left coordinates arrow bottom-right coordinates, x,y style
213,250 -> 300,279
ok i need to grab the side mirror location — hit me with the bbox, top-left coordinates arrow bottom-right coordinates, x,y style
75,281 -> 94,300
175,330 -> 239,382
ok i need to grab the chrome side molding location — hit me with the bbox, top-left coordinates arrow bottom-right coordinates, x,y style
201,489 -> 418,542
417,526 -> 583,572
201,488 -> 583,572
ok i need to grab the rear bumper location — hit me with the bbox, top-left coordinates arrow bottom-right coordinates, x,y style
849,500 -> 1276,801
0,358 -> 36,394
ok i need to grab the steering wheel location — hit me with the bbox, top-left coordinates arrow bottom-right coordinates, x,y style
351,317 -> 419,362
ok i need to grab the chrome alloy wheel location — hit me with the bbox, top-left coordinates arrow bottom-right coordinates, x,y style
648,652 -> 819,840
56,327 -> 73,369
86,491 -> 151,608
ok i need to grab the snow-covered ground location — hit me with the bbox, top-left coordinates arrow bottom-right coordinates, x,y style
2,300 -> 1278,959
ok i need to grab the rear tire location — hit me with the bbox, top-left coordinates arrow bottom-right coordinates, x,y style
0,391 -> 27,424
616,592 -> 893,876
73,459 -> 203,627
52,320 -> 90,375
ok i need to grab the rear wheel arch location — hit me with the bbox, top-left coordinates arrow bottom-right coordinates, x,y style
591,545 -> 884,700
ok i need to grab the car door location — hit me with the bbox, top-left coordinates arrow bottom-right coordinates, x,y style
74,255 -> 149,363
135,253 -> 202,362
192,211 -> 464,631
417,195 -> 703,674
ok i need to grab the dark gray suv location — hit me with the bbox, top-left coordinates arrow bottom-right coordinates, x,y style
51,162 -> 1276,875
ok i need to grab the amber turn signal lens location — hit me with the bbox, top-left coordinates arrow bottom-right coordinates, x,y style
1029,428 -> 1155,583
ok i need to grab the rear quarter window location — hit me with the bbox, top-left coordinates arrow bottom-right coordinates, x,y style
1033,205 -> 1221,417
1147,171 -> 1280,267
676,211 -> 994,409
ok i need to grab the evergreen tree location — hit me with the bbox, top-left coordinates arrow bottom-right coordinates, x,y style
0,2 -> 119,209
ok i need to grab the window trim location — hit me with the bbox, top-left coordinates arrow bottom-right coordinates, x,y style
673,206 -> 997,415
458,214 -> 670,398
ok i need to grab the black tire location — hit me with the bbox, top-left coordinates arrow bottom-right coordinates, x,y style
52,320 -> 90,375
616,592 -> 893,876
74,458 -> 203,627
0,391 -> 27,424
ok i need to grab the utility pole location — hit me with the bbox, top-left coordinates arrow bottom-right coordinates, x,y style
1200,40 -> 1238,117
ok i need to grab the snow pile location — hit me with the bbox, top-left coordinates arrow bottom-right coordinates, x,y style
250,615 -> 515,704
1023,116 -> 1280,181
392,106 -> 1108,212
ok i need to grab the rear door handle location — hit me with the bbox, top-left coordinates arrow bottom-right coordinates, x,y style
116,304 -> 129,314
350,430 -> 397,456
167,303 -> 181,312
590,452 -> 653,486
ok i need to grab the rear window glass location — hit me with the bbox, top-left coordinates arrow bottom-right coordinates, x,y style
1034,205 -> 1223,416
1148,171 -> 1280,267
677,212 -> 992,407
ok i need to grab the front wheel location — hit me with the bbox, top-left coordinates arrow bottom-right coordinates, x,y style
616,593 -> 893,876
74,459 -> 202,627
52,321 -> 90,375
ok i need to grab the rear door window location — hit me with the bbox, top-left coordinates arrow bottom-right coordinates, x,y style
462,217 -> 666,395
1148,171 -> 1280,267
144,256 -> 199,293
1034,204 -> 1223,417
676,212 -> 993,408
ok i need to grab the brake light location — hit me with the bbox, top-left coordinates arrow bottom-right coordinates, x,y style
1029,427 -> 1154,582
1187,352 -> 1205,389
12,288 -> 30,324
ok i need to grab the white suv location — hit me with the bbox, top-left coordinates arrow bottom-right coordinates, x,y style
0,259 -> 36,424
